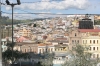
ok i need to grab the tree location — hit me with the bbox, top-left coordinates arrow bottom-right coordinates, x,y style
2,42 -> 29,65
33,24 -> 37,27
94,20 -> 100,25
62,44 -> 99,66
28,23 -> 32,26
40,52 -> 54,66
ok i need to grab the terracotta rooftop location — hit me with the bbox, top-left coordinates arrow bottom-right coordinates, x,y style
78,29 -> 100,32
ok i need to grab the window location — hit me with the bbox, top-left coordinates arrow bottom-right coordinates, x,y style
93,54 -> 95,58
97,47 -> 98,50
93,47 -> 95,50
48,48 -> 50,52
39,49 -> 41,53
90,47 -> 91,50
97,40 -> 98,44
77,40 -> 79,43
83,40 -> 87,44
75,40 -> 76,43
75,33 -> 77,36
59,43 -> 63,44
25,49 -> 26,52
72,40 -> 74,44
61,48 -> 62,51
42,49 -> 44,53
90,40 -> 92,44
51,48 -> 53,52
57,49 -> 59,51
93,40 -> 95,44
55,49 -> 56,51
97,54 -> 99,58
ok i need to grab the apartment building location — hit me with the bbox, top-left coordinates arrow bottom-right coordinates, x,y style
69,29 -> 100,59
79,29 -> 100,58
18,27 -> 31,37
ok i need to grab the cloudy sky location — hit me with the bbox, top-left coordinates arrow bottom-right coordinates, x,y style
1,0 -> 100,19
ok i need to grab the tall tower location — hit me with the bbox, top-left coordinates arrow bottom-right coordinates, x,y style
78,14 -> 94,29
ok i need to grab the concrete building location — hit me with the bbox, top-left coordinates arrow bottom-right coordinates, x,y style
18,27 -> 31,37
37,43 -> 54,54
14,42 -> 38,53
79,29 -> 100,58
69,29 -> 100,59
69,29 -> 82,50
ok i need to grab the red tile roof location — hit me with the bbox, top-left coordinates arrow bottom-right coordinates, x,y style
78,29 -> 100,32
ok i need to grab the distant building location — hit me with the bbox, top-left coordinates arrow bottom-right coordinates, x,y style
14,42 -> 38,53
69,29 -> 82,50
37,43 -> 54,54
78,15 -> 94,29
1,28 -> 12,38
78,19 -> 93,29
18,27 -> 31,37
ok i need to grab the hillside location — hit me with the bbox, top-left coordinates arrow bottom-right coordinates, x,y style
0,16 -> 52,25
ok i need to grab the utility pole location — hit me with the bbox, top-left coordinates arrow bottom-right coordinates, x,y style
0,0 -> 2,65
5,0 -> 21,64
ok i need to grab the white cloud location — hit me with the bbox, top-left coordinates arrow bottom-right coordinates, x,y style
5,0 -> 90,10
5,6 -> 11,10
2,12 -> 33,20
35,12 -> 68,18
42,0 -> 50,1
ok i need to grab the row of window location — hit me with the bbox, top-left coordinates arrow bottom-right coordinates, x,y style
22,48 -> 36,53
21,48 -> 67,53
39,48 -> 53,53
55,48 -> 67,51
83,40 -> 99,44
72,40 -> 79,44
93,54 -> 99,58
90,47 -> 99,51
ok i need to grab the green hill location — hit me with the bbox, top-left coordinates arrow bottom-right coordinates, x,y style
0,16 -> 32,25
